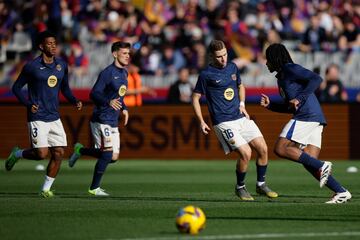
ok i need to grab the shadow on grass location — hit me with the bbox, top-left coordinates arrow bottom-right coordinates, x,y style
0,192 -> 334,204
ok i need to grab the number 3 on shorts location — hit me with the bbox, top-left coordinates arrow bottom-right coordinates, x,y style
32,127 -> 38,138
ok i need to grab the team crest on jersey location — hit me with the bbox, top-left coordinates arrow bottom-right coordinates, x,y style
229,139 -> 235,145
224,88 -> 235,100
47,75 -> 58,87
105,137 -> 111,143
56,64 -> 62,71
231,74 -> 237,81
118,84 -> 127,97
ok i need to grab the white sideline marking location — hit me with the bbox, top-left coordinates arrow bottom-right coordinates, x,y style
109,231 -> 360,240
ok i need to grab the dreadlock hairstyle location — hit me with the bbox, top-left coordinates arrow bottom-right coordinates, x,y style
265,43 -> 294,72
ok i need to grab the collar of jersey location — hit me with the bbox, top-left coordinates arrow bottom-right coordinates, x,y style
39,55 -> 58,68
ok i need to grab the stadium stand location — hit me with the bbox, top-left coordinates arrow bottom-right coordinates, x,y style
0,0 -> 359,101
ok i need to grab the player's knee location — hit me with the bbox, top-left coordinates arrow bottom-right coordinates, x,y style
274,145 -> 286,158
112,153 -> 119,161
237,148 -> 251,162
52,148 -> 65,159
245,152 -> 252,162
101,148 -> 113,163
258,143 -> 268,157
36,148 -> 49,159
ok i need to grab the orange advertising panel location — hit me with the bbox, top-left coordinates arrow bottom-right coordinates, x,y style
0,104 -> 350,159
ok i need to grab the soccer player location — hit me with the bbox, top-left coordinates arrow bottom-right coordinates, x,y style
261,43 -> 351,204
6,31 -> 82,198
192,40 -> 278,201
68,41 -> 130,196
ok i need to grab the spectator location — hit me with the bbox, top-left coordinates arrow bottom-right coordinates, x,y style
157,44 -> 186,75
338,18 -> 360,53
298,14 -> 327,52
68,42 -> 89,79
146,22 -> 166,51
124,63 -> 156,107
318,64 -> 348,103
167,67 -> 193,104
258,29 -> 281,63
6,22 -> 32,60
132,43 -> 160,75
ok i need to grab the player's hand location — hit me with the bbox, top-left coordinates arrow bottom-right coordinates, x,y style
200,121 -> 211,135
31,104 -> 39,113
289,98 -> 300,111
110,98 -> 122,110
76,101 -> 83,111
122,109 -> 129,126
260,94 -> 270,108
240,105 -> 250,119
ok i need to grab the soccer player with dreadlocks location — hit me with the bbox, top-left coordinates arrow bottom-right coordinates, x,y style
261,43 -> 351,204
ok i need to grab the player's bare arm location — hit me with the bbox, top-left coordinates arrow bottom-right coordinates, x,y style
122,109 -> 129,126
238,84 -> 249,119
192,92 -> 210,135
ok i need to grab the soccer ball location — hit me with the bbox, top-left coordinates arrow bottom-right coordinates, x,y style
175,205 -> 206,235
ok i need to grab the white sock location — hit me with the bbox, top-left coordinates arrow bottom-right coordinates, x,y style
42,176 -> 55,191
15,149 -> 23,158
257,181 -> 265,187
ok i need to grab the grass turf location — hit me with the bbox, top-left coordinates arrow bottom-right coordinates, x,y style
0,160 -> 359,240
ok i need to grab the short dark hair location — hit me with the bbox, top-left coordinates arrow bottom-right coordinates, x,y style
208,40 -> 226,53
111,41 -> 131,53
37,31 -> 56,46
265,43 -> 293,71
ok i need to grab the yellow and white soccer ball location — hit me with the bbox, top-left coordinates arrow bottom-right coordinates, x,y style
175,205 -> 206,235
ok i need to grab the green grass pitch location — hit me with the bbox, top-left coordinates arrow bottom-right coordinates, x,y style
0,160 -> 359,240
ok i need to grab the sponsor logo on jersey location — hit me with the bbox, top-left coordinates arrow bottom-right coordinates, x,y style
229,139 -> 235,145
47,75 -> 58,87
118,84 -> 127,97
56,64 -> 62,71
105,137 -> 112,143
224,88 -> 234,100
231,74 -> 236,81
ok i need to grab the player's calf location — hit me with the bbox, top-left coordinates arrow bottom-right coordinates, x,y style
319,161 -> 332,188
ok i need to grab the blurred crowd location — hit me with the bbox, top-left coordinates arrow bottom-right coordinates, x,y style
0,0 -> 360,102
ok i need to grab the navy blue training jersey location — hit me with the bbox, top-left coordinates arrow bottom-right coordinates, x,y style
12,56 -> 77,122
194,62 -> 244,125
90,63 -> 128,127
275,63 -> 327,125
